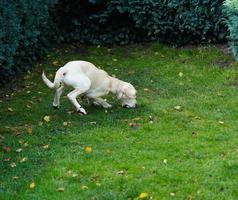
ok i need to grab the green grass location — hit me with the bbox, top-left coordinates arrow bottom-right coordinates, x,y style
1,43 -> 238,200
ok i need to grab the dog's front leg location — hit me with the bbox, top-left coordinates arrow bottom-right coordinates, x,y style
90,97 -> 112,108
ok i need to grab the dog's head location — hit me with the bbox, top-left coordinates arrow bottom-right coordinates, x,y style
117,83 -> 137,108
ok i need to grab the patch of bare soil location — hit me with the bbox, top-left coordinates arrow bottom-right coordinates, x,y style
212,60 -> 234,68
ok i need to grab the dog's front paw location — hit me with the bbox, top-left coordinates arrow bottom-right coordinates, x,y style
77,107 -> 87,115
103,103 -> 112,108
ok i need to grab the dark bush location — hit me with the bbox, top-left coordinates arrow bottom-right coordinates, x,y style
223,0 -> 238,60
53,0 -> 227,45
0,0 -> 58,86
0,0 -> 227,86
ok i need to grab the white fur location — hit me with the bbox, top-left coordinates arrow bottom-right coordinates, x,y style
42,61 -> 137,114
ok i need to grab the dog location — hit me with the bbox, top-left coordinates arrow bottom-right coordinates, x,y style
42,60 -> 137,114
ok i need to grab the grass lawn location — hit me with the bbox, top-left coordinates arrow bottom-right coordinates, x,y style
1,43 -> 238,200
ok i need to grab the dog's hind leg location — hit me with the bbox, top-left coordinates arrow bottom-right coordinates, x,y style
53,84 -> 65,108
63,73 -> 91,114
67,88 -> 89,115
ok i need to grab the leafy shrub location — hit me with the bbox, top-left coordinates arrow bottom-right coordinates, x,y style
0,0 -> 227,86
53,0 -> 227,45
223,0 -> 238,60
0,0 -> 58,86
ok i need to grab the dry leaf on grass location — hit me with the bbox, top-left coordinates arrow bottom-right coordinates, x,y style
16,148 -> 22,153
84,147 -> 92,153
3,146 -> 11,153
29,182 -> 36,189
219,120 -> 224,125
138,192 -> 149,199
42,144 -> 49,149
81,185 -> 88,190
52,61 -> 59,66
43,115 -> 50,122
174,106 -> 182,111
129,122 -> 139,129
63,122 -> 68,126
8,108 -> 13,112
23,142 -> 28,147
179,72 -> 183,77
170,192 -> 175,196
117,170 -> 125,175
27,127 -> 33,134
4,158 -> 11,162
57,187 -> 65,192
10,163 -> 16,168
96,182 -> 101,186
133,117 -> 141,121
20,157 -> 28,163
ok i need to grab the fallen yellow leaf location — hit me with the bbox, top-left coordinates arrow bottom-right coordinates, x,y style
84,147 -> 92,153
23,142 -> 28,147
139,192 -> 149,199
8,108 -> 13,112
3,146 -> 11,152
174,106 -> 182,111
96,182 -> 101,186
29,182 -> 36,189
219,120 -> 224,125
42,144 -> 49,149
27,127 -> 33,134
52,61 -> 59,66
133,117 -> 141,121
57,187 -> 65,192
72,173 -> 78,177
81,185 -> 88,189
63,122 -> 68,126
10,163 -> 16,168
43,115 -> 50,122
117,170 -> 125,175
16,148 -> 22,153
170,192 -> 175,196
20,157 -> 28,163
179,72 -> 183,77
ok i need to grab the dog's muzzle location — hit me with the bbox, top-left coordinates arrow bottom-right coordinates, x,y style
123,104 -> 137,108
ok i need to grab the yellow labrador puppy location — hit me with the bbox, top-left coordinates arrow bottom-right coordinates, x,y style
42,61 -> 137,114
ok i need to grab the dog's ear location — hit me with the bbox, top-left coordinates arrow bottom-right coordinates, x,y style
117,85 -> 127,99
117,91 -> 123,99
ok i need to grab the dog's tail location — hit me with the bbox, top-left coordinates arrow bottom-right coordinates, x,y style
42,71 -> 61,89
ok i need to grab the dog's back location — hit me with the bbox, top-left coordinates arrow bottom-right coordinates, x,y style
60,61 -> 109,90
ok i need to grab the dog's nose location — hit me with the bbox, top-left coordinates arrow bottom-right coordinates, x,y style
123,104 -> 129,108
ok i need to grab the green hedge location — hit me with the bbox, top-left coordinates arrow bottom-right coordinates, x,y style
53,0 -> 226,45
0,0 -> 58,86
0,0 -> 227,86
223,0 -> 238,60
